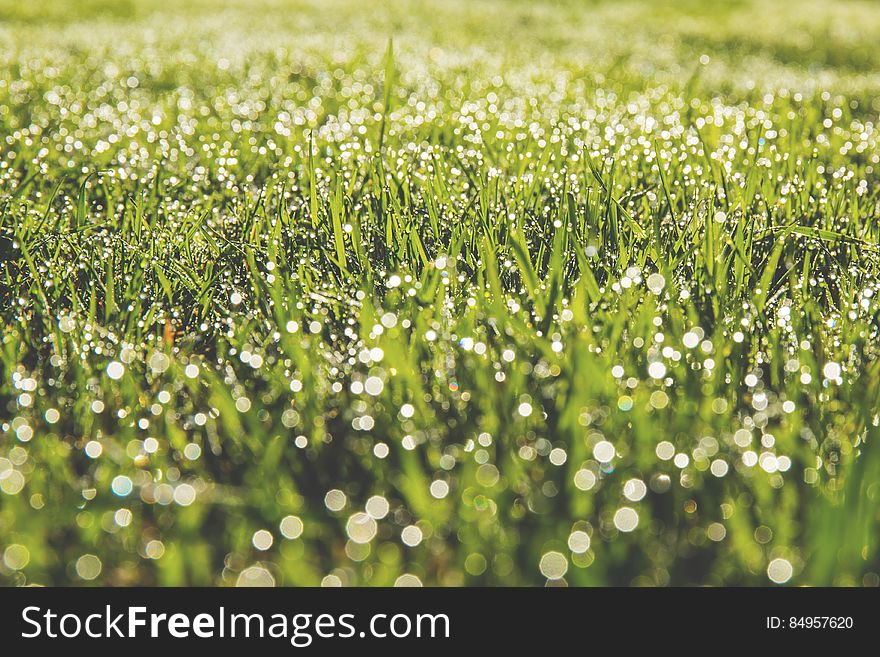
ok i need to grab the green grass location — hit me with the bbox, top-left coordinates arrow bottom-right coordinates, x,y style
1,0 -> 879,586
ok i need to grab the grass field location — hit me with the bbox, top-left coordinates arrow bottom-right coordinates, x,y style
1,0 -> 879,586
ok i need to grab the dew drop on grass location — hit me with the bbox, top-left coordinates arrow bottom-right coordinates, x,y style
394,574 -> 422,587
173,483 -> 196,506
280,515 -> 304,539
321,575 -> 343,587
114,508 -> 132,527
613,507 -> 639,532
1,470 -> 26,495
252,529 -> 274,550
710,459 -> 729,477
111,475 -> 132,496
430,480 -> 449,499
623,478 -> 647,501
346,512 -> 377,543
236,566 -> 275,587
549,448 -> 567,466
568,531 -> 591,554
401,525 -> 423,547
823,362 -> 841,379
648,361 -> 667,379
145,540 -> 165,559
647,273 -> 666,294
734,429 -> 752,447
3,544 -> 30,570
593,440 -> 615,462
365,495 -> 389,519
707,523 -> 727,541
364,376 -> 383,396
149,352 -> 170,374
574,469 -> 597,491
476,463 -> 500,486
767,558 -> 793,584
106,361 -> 124,380
325,489 -> 347,511
75,554 -> 102,580
539,551 -> 568,579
